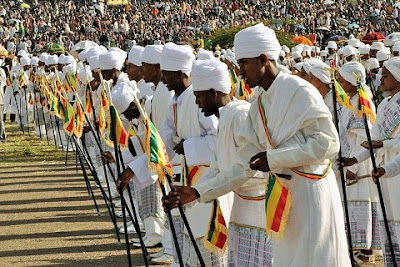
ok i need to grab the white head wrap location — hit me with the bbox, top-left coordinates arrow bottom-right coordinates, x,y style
63,64 -> 76,75
99,51 -> 126,71
141,45 -> 163,64
277,64 -> 291,74
383,57 -> 400,82
46,55 -> 58,66
367,58 -> 380,70
197,49 -> 214,60
303,58 -> 321,74
310,62 -> 331,84
292,51 -> 302,59
191,59 -> 231,94
214,51 -> 221,57
393,41 -> 400,53
359,44 -> 371,55
17,50 -> 28,57
111,86 -> 135,114
279,50 -> 285,57
20,57 -> 30,67
160,43 -> 195,76
39,53 -> 49,63
31,57 -> 39,66
78,50 -> 88,61
221,49 -> 226,55
327,41 -> 337,50
77,65 -> 93,85
282,45 -> 290,53
338,61 -> 366,86
370,41 -> 384,51
88,55 -> 102,71
348,38 -> 361,48
58,54 -> 66,65
342,45 -> 357,57
377,50 -> 389,62
234,23 -> 281,61
64,55 -> 76,65
109,47 -> 128,59
128,46 -> 145,66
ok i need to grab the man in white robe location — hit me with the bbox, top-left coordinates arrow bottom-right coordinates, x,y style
166,23 -> 350,267
167,59 -> 273,266
346,57 -> 400,265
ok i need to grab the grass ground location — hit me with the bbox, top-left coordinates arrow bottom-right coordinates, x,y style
0,123 -> 164,266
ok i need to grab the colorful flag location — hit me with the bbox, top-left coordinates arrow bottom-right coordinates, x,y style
238,80 -> 253,101
230,69 -> 238,96
67,72 -> 80,92
98,88 -> 109,136
74,103 -> 85,138
84,85 -> 93,116
357,84 -> 376,124
143,117 -> 173,182
6,75 -> 12,87
28,94 -> 34,106
63,102 -> 75,136
109,105 -> 129,147
203,199 -> 228,255
265,173 -> 292,240
334,79 -> 354,111
18,71 -> 26,88
57,94 -> 66,120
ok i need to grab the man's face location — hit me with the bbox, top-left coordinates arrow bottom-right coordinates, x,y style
336,72 -> 354,93
162,70 -> 181,91
126,63 -> 142,81
142,62 -> 161,84
57,64 -> 63,71
328,48 -> 336,55
194,90 -> 218,117
238,57 -> 264,88
369,49 -> 378,58
381,66 -> 397,92
393,51 -> 399,57
123,102 -> 140,121
102,69 -> 114,81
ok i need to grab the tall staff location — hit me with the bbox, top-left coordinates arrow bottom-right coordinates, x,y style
355,73 -> 397,266
328,67 -> 355,266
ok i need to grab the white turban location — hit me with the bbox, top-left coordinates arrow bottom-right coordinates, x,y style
111,86 -> 135,114
39,53 -> 49,63
370,41 -> 384,51
359,45 -> 370,55
46,55 -> 58,66
310,62 -> 331,84
367,58 -> 380,70
77,65 -> 93,85
294,62 -> 304,72
234,23 -> 281,61
191,59 -> 231,94
342,45 -> 357,57
384,57 -> 400,82
88,55 -> 102,71
348,38 -> 361,48
31,57 -> 39,66
277,64 -> 291,74
338,61 -> 366,86
141,45 -> 163,64
292,51 -> 302,59
85,47 -> 102,60
109,47 -> 128,60
17,50 -> 28,57
279,50 -> 285,57
99,51 -> 125,70
64,55 -> 76,65
221,49 -> 227,55
160,42 -> 195,76
58,54 -> 66,65
282,45 -> 290,53
327,41 -> 337,50
78,50 -> 88,61
377,50 -> 389,62
214,51 -> 221,57
63,64 -> 76,75
20,57 -> 30,67
128,46 -> 145,66
303,58 -> 321,74
393,41 -> 400,53
197,48 -> 214,60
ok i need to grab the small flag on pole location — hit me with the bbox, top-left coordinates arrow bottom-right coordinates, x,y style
64,102 -> 75,136
203,199 -> 229,255
334,79 -> 354,111
357,83 -> 376,124
109,105 -> 129,147
74,103 -> 85,138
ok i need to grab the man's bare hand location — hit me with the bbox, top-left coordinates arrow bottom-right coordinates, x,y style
372,167 -> 386,184
341,157 -> 358,167
361,140 -> 383,149
173,140 -> 185,155
249,152 -> 270,172
162,185 -> 199,211
116,168 -> 134,194
346,169 -> 357,181
101,151 -> 115,164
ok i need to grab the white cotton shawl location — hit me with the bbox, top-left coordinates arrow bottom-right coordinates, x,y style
176,86 -> 201,140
